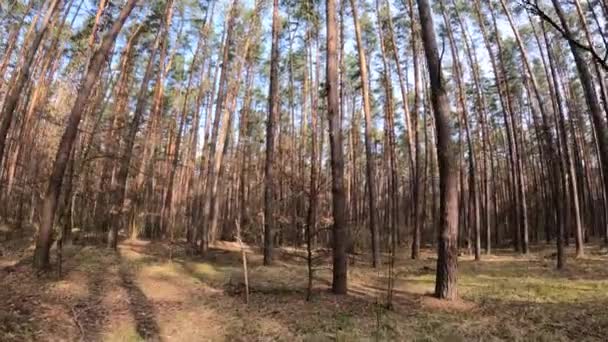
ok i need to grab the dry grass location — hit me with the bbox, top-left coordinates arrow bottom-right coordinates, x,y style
1,236 -> 607,341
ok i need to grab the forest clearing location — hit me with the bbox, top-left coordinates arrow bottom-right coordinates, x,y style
2,0 -> 608,340
2,226 -> 607,341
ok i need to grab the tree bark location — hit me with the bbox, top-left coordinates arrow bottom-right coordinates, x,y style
327,0 -> 348,295
33,0 -> 138,269
264,0 -> 281,265
417,0 -> 459,300
0,0 -> 61,186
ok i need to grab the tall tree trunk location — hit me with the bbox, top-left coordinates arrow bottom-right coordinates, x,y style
200,0 -> 239,254
540,24 -> 585,258
439,0 -> 480,261
327,0 -> 348,295
162,40 -> 201,244
552,0 -> 608,255
349,0 -> 379,268
383,0 -> 418,254
451,0 -> 493,255
96,24 -> 142,239
33,0 -> 138,269
264,0 -> 281,265
474,0 -> 523,254
551,0 -> 608,262
0,0 -> 34,89
408,0 -> 422,260
109,1 -> 171,248
375,0 -> 399,306
306,30 -> 320,265
417,0 -> 459,300
0,0 -> 61,187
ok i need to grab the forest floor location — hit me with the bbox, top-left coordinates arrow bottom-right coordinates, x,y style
1,226 -> 608,341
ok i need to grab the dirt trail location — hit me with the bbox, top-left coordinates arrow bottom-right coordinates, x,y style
1,237 -> 607,341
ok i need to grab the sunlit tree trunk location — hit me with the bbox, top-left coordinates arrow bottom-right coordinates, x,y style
200,0 -> 239,254
417,0 -> 459,300
33,0 -> 138,268
0,0 -> 61,189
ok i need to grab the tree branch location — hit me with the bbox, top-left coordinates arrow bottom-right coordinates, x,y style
521,0 -> 608,72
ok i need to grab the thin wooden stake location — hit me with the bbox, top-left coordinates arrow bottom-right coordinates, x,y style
235,219 -> 249,304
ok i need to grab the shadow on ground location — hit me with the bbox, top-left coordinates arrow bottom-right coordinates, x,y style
2,235 -> 607,341
117,248 -> 162,341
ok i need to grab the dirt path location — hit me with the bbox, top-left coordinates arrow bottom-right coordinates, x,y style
1,238 -> 607,341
